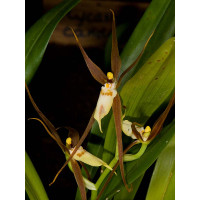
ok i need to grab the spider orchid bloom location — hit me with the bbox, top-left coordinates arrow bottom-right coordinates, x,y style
70,10 -> 153,191
122,92 -> 175,144
122,120 -> 151,142
66,137 -> 113,172
25,85 -> 114,200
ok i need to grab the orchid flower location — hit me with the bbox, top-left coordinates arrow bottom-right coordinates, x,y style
122,120 -> 151,142
68,9 -> 154,191
122,92 -> 175,144
96,92 -> 175,200
25,84 -> 114,200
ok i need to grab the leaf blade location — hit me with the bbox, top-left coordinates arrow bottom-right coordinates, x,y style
25,152 -> 49,200
114,174 -> 144,200
146,135 -> 175,200
25,0 -> 80,84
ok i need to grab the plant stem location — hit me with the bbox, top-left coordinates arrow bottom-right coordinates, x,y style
123,143 -> 148,162
91,157 -> 118,200
91,142 -> 148,199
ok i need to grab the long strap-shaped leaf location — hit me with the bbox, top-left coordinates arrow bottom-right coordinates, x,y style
49,113 -> 95,185
25,84 -> 67,152
70,28 -> 107,85
25,0 -> 81,84
71,159 -> 87,200
112,94 -> 131,192
110,9 -> 121,81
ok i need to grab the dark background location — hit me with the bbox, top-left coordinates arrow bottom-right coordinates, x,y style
25,0 -> 156,199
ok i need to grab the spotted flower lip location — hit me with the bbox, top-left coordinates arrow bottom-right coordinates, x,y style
94,82 -> 117,132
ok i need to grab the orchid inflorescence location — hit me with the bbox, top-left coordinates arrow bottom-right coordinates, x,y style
26,9 -> 175,200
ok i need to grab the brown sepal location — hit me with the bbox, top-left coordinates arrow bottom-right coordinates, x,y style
148,92 -> 175,142
112,94 -> 131,192
131,122 -> 145,142
117,31 -> 154,88
25,83 -> 67,152
70,27 -> 107,85
110,9 -> 121,80
71,159 -> 87,200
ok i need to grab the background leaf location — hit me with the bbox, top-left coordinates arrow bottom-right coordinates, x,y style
25,152 -> 49,200
119,0 -> 174,89
25,0 -> 80,84
146,135 -> 175,200
114,174 -> 144,200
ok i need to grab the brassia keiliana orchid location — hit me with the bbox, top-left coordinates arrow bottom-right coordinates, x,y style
96,92 -> 175,200
25,84 -> 115,200
54,9 -> 154,191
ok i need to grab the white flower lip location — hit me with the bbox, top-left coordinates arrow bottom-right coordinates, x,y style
69,146 -> 113,171
94,82 -> 117,132
122,120 -> 151,141
122,120 -> 135,138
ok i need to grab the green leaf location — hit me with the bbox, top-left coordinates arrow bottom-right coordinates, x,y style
114,174 -> 144,200
146,135 -> 175,200
119,0 -> 173,89
163,166 -> 175,200
103,37 -> 175,164
100,120 -> 175,200
25,0 -> 80,84
135,0 -> 175,70
25,151 -> 49,200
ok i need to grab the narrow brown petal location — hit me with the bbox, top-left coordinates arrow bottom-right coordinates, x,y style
25,83 -> 67,152
131,122 -> 145,142
112,94 -> 131,192
49,112 -> 95,185
148,92 -> 175,142
96,140 -> 139,200
80,161 -> 91,181
110,9 -> 121,80
70,28 -> 107,85
117,31 -> 154,88
29,118 -> 68,153
71,159 -> 87,200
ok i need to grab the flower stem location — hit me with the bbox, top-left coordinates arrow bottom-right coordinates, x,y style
123,143 -> 148,162
91,157 -> 118,200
